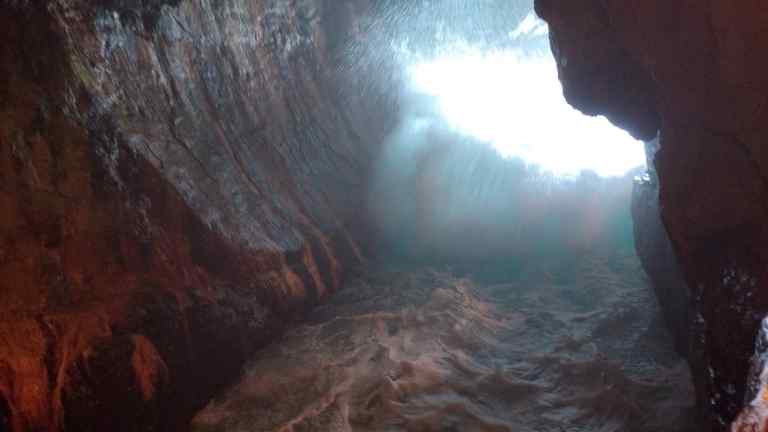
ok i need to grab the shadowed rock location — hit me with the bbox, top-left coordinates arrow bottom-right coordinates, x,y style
535,0 -> 768,429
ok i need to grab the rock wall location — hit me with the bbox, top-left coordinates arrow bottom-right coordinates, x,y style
536,0 -> 768,429
631,141 -> 690,358
0,1 -> 393,431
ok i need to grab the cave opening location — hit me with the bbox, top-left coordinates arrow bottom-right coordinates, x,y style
405,26 -> 645,178
364,3 -> 651,275
193,3 -> 700,431
1,0 -> 719,431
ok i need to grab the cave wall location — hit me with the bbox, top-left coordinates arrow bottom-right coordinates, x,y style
536,0 -> 768,429
631,159 -> 690,358
0,1 -> 392,431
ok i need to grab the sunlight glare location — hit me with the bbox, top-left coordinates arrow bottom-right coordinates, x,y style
408,48 -> 646,177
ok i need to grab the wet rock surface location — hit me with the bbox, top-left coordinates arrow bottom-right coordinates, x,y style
536,0 -> 768,428
631,154 -> 690,358
0,1 -> 391,431
192,254 -> 697,432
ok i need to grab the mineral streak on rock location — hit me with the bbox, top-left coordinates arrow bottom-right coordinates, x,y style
731,317 -> 768,432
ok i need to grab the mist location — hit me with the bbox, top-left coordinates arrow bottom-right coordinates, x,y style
195,2 -> 698,432
361,6 -> 645,278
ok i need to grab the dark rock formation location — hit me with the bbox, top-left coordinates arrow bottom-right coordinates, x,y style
731,316 -> 768,431
631,141 -> 690,358
0,1 -> 393,431
534,0 -> 660,142
536,0 -> 768,429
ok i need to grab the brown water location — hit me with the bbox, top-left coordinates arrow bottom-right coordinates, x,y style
192,252 -> 697,432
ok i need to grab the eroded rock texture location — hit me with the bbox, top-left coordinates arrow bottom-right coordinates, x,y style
631,141 -> 690,358
0,1 -> 392,431
537,0 -> 768,429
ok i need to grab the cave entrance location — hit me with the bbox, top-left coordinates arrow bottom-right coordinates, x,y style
407,44 -> 646,178
367,9 -> 649,275
398,9 -> 645,179
193,2 -> 697,431
355,4 -> 699,430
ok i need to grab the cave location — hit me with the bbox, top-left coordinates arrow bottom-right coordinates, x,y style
2,0 -> 768,431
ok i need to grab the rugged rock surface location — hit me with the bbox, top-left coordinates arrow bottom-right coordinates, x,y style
536,0 -> 768,429
0,1 -> 392,431
731,317 -> 768,432
630,141 -> 690,358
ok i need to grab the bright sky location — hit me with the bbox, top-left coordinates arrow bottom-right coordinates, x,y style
407,14 -> 646,177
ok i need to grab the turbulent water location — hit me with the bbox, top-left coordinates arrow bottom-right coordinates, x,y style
192,252 -> 697,432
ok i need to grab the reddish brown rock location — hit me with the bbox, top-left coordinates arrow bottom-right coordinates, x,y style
534,0 -> 660,141
536,0 -> 768,429
0,1 -> 392,431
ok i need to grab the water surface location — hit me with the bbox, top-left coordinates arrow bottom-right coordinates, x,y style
193,251 -> 697,431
